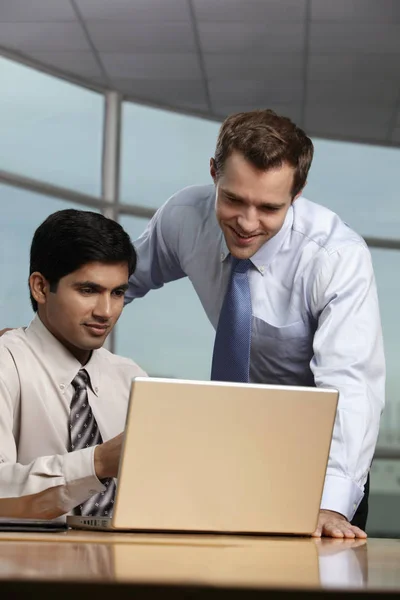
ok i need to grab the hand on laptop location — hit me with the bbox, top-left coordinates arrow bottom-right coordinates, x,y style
94,432 -> 124,480
312,509 -> 367,539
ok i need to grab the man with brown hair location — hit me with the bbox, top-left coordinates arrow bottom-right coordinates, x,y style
125,109 -> 385,538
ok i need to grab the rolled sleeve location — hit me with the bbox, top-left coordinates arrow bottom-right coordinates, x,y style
60,446 -> 105,513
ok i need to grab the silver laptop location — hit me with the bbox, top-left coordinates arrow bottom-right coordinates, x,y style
67,377 -> 338,535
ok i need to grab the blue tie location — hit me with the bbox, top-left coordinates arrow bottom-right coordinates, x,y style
211,258 -> 252,383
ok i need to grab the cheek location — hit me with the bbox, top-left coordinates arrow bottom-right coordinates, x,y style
113,300 -> 125,320
216,202 -> 236,223
47,294 -> 89,324
260,213 -> 285,233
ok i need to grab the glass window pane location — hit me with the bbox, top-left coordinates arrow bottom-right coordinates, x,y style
371,248 -> 400,451
0,57 -> 103,195
115,215 -> 215,379
0,184 -> 101,328
307,139 -> 400,239
120,103 -> 221,208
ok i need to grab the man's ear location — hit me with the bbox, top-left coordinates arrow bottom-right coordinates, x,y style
210,157 -> 217,183
292,182 -> 306,203
29,272 -> 49,306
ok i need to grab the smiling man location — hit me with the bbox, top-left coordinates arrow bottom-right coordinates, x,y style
125,109 -> 385,538
0,209 -> 146,519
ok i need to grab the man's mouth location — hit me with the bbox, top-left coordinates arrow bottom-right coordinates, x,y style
83,323 -> 109,335
229,226 -> 260,244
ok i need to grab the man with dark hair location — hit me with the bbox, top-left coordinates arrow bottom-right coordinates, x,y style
0,209 -> 146,519
125,109 -> 385,538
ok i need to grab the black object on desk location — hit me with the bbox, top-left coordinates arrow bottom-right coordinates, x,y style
0,518 -> 68,532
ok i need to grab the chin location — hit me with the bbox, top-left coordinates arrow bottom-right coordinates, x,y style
78,338 -> 105,351
90,340 -> 106,350
227,241 -> 257,259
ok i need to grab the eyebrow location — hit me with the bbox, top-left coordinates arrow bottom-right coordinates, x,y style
73,281 -> 129,292
222,189 -> 286,210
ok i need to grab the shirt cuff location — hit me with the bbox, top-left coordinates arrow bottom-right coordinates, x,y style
60,446 -> 106,513
320,474 -> 364,521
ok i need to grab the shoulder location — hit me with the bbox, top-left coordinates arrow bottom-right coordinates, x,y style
292,197 -> 367,255
160,184 -> 215,221
0,327 -> 29,359
0,332 -> 23,397
167,184 -> 215,207
95,347 -> 147,378
154,184 -> 218,248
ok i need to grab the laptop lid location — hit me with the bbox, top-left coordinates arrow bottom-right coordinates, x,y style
112,378 -> 338,535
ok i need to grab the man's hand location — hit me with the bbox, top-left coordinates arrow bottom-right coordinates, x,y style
0,328 -> 13,337
94,432 -> 124,480
312,509 -> 367,539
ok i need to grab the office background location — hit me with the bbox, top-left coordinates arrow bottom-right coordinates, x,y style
1,0 -> 400,537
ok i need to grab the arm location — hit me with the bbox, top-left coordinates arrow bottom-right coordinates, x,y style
310,244 -> 385,527
0,349 -> 115,518
0,487 -> 65,520
125,202 -> 186,304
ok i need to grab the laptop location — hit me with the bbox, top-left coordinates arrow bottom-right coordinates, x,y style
67,377 -> 338,535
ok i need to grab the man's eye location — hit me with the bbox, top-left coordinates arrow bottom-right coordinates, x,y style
113,290 -> 125,297
80,288 -> 94,294
262,206 -> 279,212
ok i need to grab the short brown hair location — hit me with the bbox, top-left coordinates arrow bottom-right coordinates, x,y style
213,109 -> 314,198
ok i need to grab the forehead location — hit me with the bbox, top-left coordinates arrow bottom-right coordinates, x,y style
219,153 -> 295,204
61,261 -> 129,286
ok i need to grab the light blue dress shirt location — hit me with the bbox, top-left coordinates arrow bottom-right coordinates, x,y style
125,184 -> 385,520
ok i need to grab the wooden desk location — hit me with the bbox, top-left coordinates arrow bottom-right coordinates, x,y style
0,531 -> 399,598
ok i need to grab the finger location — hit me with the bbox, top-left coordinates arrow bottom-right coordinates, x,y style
342,528 -> 356,539
321,524 -> 346,538
349,526 -> 367,539
311,526 -> 322,537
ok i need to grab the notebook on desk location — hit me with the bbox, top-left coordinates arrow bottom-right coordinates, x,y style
67,377 -> 338,536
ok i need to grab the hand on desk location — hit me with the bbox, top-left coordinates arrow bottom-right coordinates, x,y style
312,510 -> 367,539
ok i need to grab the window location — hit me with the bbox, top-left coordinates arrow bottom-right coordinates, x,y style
120,102 -> 220,208
307,138 -> 400,239
0,184 -> 100,327
115,215 -> 214,379
0,56 -> 103,195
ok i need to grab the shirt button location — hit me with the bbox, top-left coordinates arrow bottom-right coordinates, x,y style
59,384 -> 65,390
259,266 -> 265,273
221,253 -> 225,260
95,387 -> 99,393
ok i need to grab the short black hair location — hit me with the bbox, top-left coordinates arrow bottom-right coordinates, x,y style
29,209 -> 136,311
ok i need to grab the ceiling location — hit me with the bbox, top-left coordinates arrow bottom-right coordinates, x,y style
1,0 -> 400,146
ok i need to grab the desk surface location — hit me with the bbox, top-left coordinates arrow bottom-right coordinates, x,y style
0,531 -> 399,594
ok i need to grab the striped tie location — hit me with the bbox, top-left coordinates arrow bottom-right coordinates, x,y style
69,369 -> 116,517
211,258 -> 253,383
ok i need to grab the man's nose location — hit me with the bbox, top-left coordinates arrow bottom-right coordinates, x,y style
236,208 -> 258,233
93,295 -> 112,319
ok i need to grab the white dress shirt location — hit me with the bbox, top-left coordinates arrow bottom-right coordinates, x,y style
0,315 -> 146,517
126,184 -> 385,521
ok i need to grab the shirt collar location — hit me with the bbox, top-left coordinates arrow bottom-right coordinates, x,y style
25,315 -> 101,396
219,204 -> 294,275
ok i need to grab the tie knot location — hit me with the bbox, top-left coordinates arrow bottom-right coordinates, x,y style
232,258 -> 252,274
72,369 -> 89,390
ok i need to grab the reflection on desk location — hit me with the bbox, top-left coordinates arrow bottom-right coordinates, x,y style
0,532 -> 398,592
